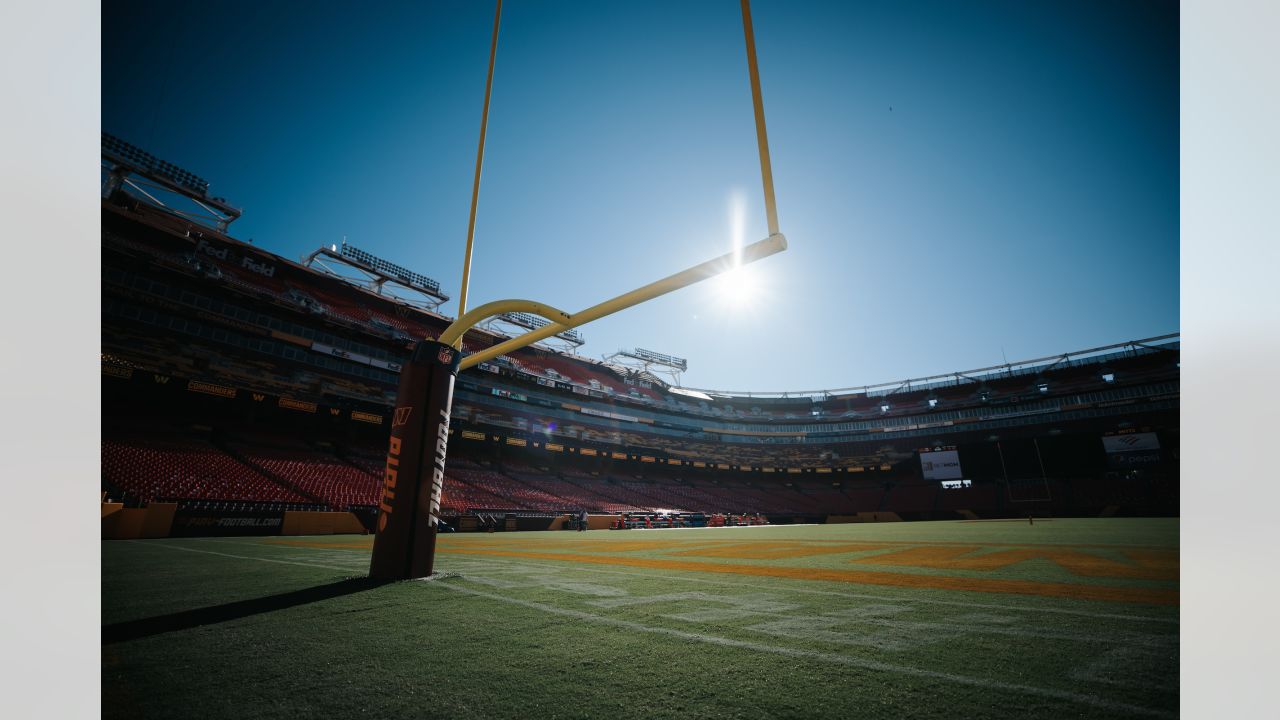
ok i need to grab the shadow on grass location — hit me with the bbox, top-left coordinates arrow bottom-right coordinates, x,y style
102,577 -> 391,645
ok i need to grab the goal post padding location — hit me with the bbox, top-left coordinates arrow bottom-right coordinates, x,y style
369,340 -> 461,580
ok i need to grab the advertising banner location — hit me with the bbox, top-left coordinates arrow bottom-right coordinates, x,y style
1103,432 -> 1162,468
919,449 -> 963,480
1101,432 -> 1160,453
169,508 -> 284,537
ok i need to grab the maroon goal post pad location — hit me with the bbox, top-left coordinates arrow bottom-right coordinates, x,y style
369,340 -> 461,580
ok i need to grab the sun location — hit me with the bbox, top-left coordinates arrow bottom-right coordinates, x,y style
716,263 -> 758,306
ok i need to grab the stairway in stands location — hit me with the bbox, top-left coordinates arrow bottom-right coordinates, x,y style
210,435 -> 329,508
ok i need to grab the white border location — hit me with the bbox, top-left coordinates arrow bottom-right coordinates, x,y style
1,0 -> 1277,716
0,1 -> 101,717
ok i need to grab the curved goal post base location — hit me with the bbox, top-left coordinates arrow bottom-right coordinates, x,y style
368,340 -> 461,580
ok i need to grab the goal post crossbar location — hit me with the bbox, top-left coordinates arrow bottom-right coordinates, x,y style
440,232 -> 787,370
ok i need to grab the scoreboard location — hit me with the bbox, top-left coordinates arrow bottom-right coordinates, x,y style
919,445 -> 963,480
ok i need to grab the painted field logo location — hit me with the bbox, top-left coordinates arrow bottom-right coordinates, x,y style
438,347 -> 454,365
392,406 -> 413,427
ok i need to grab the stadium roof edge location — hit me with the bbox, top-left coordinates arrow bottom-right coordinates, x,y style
674,333 -> 1179,401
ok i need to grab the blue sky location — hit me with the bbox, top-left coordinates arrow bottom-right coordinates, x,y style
102,0 -> 1178,392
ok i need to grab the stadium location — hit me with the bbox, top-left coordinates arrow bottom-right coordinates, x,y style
94,1 -> 1182,719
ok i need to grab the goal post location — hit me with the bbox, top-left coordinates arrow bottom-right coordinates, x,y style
369,0 -> 785,579
368,233 -> 785,579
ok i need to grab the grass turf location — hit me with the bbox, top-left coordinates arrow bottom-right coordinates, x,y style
102,518 -> 1178,719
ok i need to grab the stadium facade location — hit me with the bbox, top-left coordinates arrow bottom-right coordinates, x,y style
101,138 -> 1178,536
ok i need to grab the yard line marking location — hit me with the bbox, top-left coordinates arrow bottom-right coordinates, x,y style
435,580 -> 1175,719
439,547 -> 1178,605
480,557 -> 1179,624
131,540 -> 359,573
190,539 -> 1180,623
126,541 -> 1177,693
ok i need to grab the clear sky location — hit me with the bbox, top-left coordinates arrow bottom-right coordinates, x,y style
102,0 -> 1178,392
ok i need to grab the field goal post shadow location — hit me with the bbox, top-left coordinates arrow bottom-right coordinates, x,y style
369,0 -> 788,580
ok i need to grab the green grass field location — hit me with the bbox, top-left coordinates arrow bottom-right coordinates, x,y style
102,518 -> 1178,719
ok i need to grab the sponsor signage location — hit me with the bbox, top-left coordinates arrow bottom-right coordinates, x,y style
1102,432 -> 1162,468
187,380 -> 237,399
351,411 -> 383,425
1101,432 -> 1160,453
169,508 -> 284,537
920,449 -> 963,480
102,364 -> 133,380
278,397 -> 317,413
194,238 -> 277,278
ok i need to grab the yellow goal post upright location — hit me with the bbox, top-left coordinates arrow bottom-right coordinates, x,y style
369,0 -> 786,580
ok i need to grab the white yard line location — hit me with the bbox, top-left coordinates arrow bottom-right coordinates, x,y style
187,537 -> 1179,624
128,540 -> 358,573
439,553 -> 1180,625
436,581 -> 1175,719
137,542 -> 1176,645
131,539 -> 1175,717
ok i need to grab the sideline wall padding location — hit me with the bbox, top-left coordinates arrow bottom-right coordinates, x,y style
102,502 -> 176,539
826,512 -> 902,524
588,514 -> 621,531
103,509 -> 145,539
280,510 -> 367,536
141,503 -> 177,538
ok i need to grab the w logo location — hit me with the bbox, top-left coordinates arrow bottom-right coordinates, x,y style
153,375 -> 170,384
393,407 -> 413,427
252,393 -> 266,402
